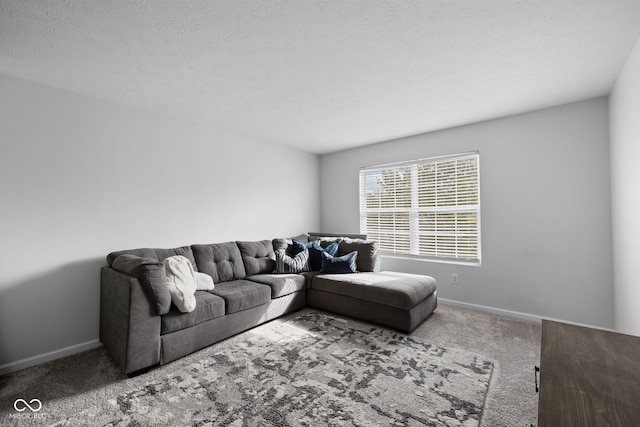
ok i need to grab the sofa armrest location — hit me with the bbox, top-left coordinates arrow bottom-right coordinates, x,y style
100,267 -> 161,374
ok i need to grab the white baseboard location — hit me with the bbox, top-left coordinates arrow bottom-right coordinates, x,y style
0,300 -> 616,377
439,298 -> 543,323
439,298 -> 616,332
0,339 -> 102,377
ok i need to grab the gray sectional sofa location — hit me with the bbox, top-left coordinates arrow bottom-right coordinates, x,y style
100,233 -> 438,374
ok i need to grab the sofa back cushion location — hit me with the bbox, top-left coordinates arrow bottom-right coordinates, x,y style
107,246 -> 198,271
192,242 -> 246,283
237,240 -> 276,276
338,238 -> 380,272
308,232 -> 367,240
272,234 -> 309,252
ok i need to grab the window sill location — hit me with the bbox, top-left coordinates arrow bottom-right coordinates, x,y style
380,253 -> 481,267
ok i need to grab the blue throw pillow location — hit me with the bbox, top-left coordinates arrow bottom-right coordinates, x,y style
320,250 -> 358,274
308,241 -> 339,271
290,239 -> 318,256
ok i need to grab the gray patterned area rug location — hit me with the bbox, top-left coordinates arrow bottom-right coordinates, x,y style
69,312 -> 493,426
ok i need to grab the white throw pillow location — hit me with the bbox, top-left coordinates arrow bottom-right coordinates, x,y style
162,255 -> 198,313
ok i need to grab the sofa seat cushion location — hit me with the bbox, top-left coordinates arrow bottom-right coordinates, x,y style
248,274 -> 306,298
208,280 -> 271,314
311,271 -> 436,310
161,291 -> 226,334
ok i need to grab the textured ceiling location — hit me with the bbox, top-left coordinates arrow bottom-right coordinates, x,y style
2,1 -> 640,154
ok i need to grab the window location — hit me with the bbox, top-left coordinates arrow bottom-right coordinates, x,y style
359,152 -> 480,264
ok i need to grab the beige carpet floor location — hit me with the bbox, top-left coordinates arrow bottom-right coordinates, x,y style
410,303 -> 541,426
0,303 -> 541,426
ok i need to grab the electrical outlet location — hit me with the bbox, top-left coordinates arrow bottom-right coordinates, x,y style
451,273 -> 459,284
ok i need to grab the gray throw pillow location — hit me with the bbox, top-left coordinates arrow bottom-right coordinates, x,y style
339,238 -> 380,272
112,254 -> 172,315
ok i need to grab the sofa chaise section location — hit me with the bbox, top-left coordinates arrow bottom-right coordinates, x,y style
308,271 -> 437,333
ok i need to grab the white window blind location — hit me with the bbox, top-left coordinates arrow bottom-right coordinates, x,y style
359,152 -> 480,264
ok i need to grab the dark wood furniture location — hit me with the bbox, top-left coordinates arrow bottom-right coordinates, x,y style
538,319 -> 640,426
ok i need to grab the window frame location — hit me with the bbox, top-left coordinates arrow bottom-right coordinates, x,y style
359,152 -> 481,265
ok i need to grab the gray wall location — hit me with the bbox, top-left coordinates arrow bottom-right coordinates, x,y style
320,98 -> 614,328
610,37 -> 640,336
0,74 -> 320,371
